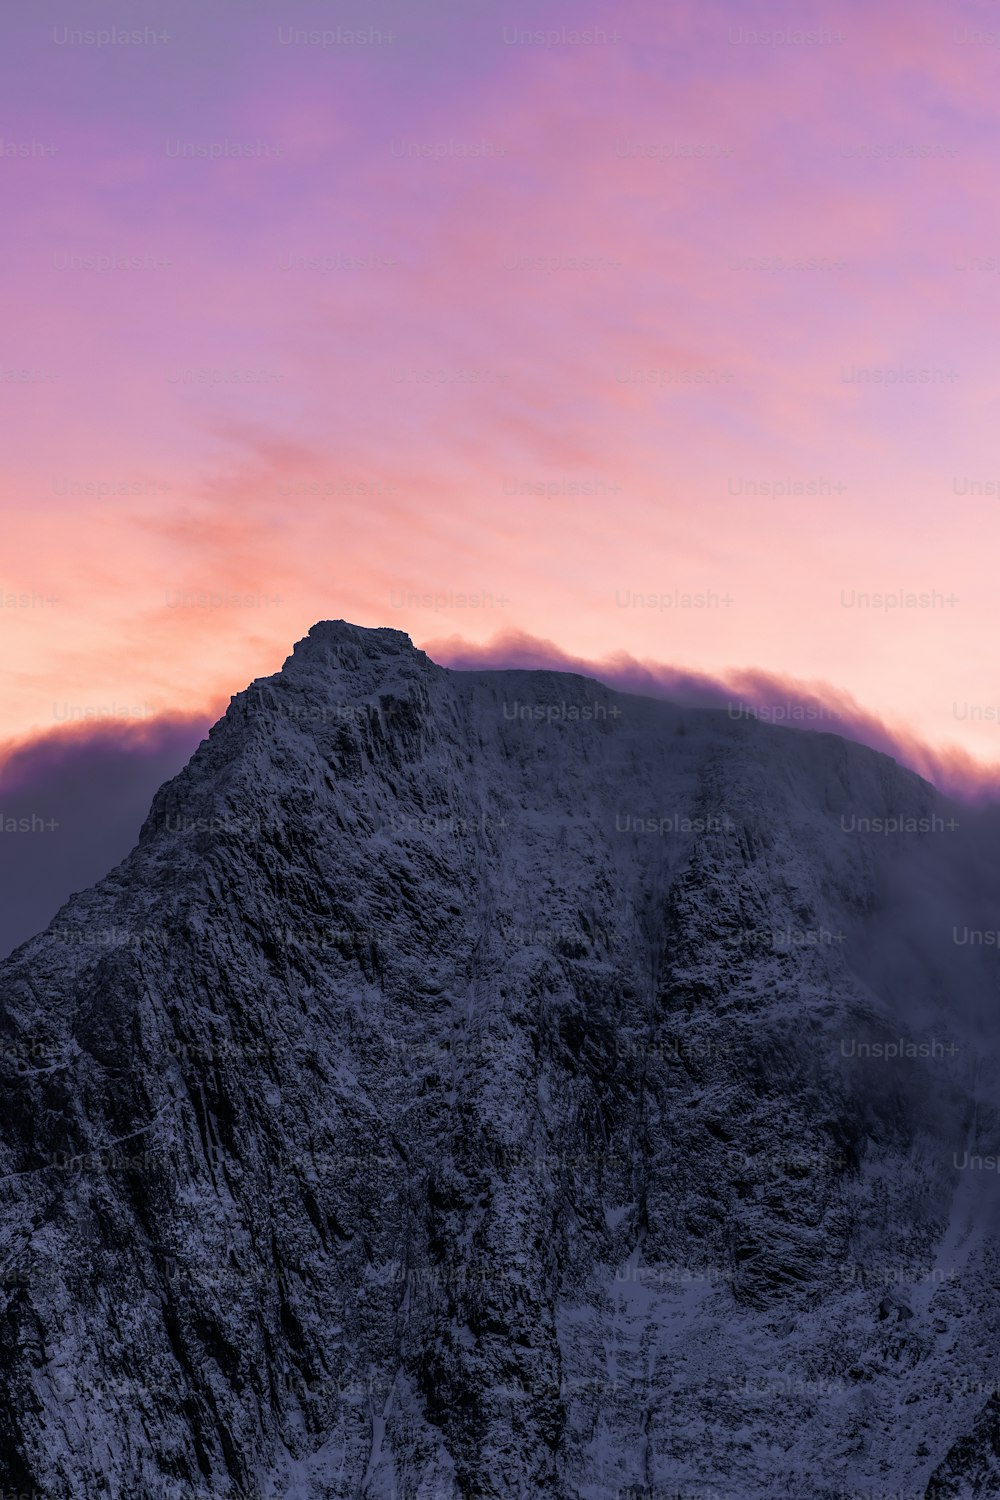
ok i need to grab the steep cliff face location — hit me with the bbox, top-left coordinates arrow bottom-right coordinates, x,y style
2,620 -> 1000,1499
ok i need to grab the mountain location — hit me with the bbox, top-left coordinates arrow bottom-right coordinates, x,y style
2,619 -> 1000,1499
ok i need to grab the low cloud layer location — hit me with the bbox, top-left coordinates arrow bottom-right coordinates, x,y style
0,716 -> 211,960
427,629 -> 1000,803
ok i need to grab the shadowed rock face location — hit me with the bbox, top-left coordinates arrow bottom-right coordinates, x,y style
2,619 -> 1000,1498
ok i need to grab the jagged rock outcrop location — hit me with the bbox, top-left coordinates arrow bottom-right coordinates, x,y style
2,620 -> 1000,1498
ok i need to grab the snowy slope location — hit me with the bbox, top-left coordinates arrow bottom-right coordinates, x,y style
1,620 -> 1000,1498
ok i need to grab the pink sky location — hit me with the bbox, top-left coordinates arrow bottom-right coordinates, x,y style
4,0 -> 1000,768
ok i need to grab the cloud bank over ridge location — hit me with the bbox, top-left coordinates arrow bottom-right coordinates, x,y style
3,626 -> 998,959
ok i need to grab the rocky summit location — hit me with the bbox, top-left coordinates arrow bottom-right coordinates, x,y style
3,620 -> 1000,1498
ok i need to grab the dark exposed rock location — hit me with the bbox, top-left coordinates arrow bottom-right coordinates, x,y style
1,620 -> 999,1497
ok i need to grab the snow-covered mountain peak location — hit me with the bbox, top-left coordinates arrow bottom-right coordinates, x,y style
2,624 -> 1000,1497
